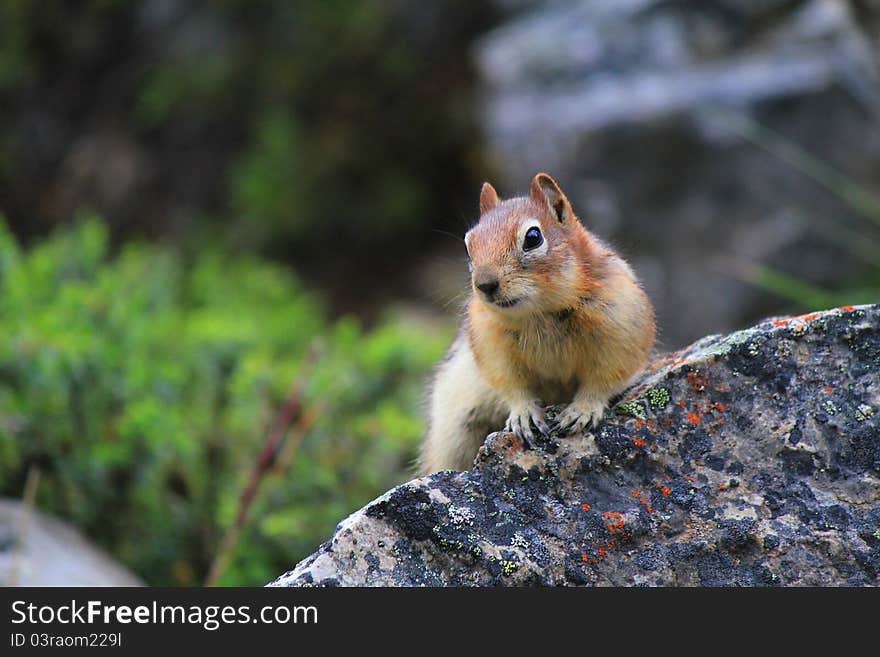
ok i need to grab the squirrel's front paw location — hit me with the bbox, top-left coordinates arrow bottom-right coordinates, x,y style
504,401 -> 549,447
554,399 -> 606,434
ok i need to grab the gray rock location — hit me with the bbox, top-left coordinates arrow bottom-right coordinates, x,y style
0,499 -> 143,587
269,304 -> 879,586
474,0 -> 880,348
479,0 -> 877,147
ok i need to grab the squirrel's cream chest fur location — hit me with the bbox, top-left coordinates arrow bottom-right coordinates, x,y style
420,173 -> 655,474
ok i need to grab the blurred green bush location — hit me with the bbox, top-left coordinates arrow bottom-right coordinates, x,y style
0,218 -> 450,585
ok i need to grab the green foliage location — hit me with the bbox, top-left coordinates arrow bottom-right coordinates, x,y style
229,109 -> 304,239
0,218 -> 450,585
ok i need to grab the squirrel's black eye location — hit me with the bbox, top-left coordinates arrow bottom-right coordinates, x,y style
522,226 -> 543,251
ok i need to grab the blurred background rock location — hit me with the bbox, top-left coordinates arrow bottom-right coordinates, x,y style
0,0 -> 878,585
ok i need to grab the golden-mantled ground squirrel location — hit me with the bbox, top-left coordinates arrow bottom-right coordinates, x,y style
421,173 -> 655,473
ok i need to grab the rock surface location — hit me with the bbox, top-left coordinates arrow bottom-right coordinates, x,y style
0,499 -> 143,587
269,304 -> 879,586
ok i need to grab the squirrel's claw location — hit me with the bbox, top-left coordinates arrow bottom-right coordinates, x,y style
504,402 -> 549,447
554,400 -> 605,435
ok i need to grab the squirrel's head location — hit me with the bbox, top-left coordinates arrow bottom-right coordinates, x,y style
464,173 -> 591,318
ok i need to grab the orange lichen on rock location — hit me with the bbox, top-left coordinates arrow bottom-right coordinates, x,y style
686,371 -> 711,393
602,510 -> 626,536
791,312 -> 821,332
772,310 -> 830,332
496,432 -> 522,456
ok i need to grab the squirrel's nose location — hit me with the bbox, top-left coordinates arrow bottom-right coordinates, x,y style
476,278 -> 500,298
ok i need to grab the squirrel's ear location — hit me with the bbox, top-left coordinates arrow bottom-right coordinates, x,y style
479,182 -> 500,214
530,173 -> 571,223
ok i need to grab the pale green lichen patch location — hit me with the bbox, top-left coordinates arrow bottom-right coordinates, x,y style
500,559 -> 518,576
699,327 -> 762,361
647,386 -> 671,410
647,326 -> 761,372
447,504 -> 475,528
510,533 -> 530,550
746,337 -> 765,357
614,400 -> 647,419
434,530 -> 464,551
855,404 -> 874,422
